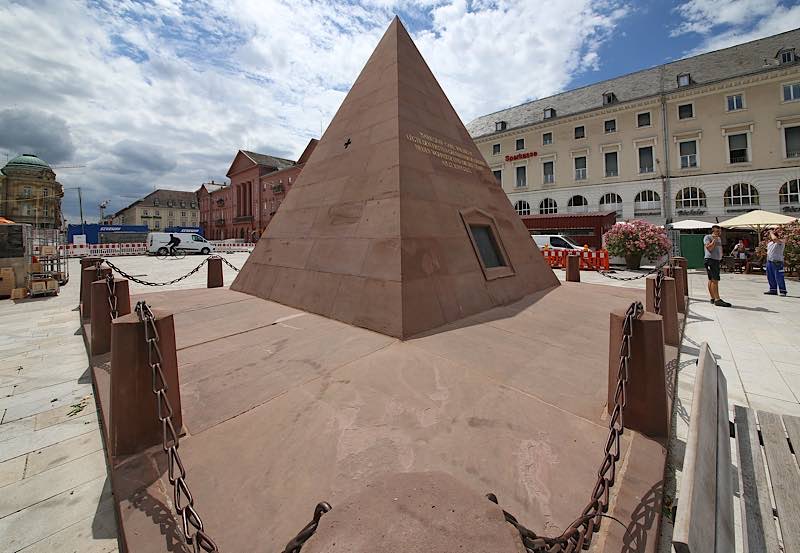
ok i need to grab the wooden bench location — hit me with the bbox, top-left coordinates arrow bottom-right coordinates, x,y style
673,342 -> 800,552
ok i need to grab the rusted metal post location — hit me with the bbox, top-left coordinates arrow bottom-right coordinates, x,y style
565,254 -> 580,282
608,309 -> 668,438
79,256 -> 103,304
90,278 -> 131,356
207,256 -> 223,288
646,275 -> 679,346
110,309 -> 182,457
81,265 -> 110,320
669,265 -> 687,314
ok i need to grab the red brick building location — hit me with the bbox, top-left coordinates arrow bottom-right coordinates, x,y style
198,139 -> 317,240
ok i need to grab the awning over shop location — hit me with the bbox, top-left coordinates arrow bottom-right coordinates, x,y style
719,210 -> 796,230
670,219 -> 715,230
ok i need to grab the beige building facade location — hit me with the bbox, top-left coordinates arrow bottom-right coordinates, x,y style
111,189 -> 199,231
467,29 -> 800,226
0,154 -> 63,228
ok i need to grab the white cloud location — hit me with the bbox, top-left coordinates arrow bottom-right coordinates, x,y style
0,0 -> 630,222
673,0 -> 800,55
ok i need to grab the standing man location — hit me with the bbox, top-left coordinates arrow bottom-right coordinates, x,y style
765,230 -> 788,296
704,225 -> 732,307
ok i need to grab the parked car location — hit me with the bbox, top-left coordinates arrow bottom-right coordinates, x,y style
531,234 -> 583,250
147,232 -> 214,255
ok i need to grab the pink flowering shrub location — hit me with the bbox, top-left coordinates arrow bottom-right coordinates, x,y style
603,220 -> 672,260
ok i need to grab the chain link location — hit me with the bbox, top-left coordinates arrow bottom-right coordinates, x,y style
491,301 -> 644,552
583,256 -> 670,282
103,258 -> 210,287
217,257 -> 240,272
134,301 -> 220,552
106,272 -> 119,320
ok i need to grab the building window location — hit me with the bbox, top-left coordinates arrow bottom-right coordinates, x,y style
495,121 -> 507,131
780,49 -> 796,64
191,201 -> 196,208
785,126 -> 800,158
154,198 -> 160,206
679,140 -> 698,168
181,211 -> 187,217
567,195 -> 588,213
515,138 -> 525,151
574,156 -> 587,180
155,210 -> 160,216
515,166 -> 527,188
154,220 -> 160,229
142,209 -> 149,216
677,73 -> 691,87
728,133 -> 749,163
604,151 -> 618,177
600,193 -> 623,216
539,198 -> 558,214
783,83 -> 800,101
514,200 -> 531,216
42,188 -> 49,197
603,92 -> 617,105
678,103 -> 694,119
493,169 -> 502,184
23,186 -> 32,197
492,143 -> 501,155
634,190 -> 661,216
604,119 -> 616,133
543,161 -> 554,184
544,108 -> 555,119
542,132 -> 553,145
574,125 -> 585,139
724,183 -> 759,210
780,180 -> 800,205
637,111 -> 651,128
638,146 -> 654,173
676,186 -> 707,209
726,94 -> 744,111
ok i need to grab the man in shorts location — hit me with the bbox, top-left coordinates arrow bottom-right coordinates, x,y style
704,225 -> 732,307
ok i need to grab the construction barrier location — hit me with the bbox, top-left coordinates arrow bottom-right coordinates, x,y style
34,241 -> 256,258
541,249 -> 610,271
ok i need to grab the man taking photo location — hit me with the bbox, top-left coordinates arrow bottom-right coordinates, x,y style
704,225 -> 732,307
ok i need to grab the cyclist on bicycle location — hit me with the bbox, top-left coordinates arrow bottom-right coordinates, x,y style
166,233 -> 181,256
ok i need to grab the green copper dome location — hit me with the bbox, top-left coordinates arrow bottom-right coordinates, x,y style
4,154 -> 51,170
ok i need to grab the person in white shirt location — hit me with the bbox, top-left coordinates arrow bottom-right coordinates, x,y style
764,231 -> 788,296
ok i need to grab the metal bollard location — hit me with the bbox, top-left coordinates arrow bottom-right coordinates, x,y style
207,256 -> 223,288
646,275 -> 679,346
110,308 -> 182,457
608,309 -> 668,438
565,254 -> 580,282
90,278 -> 131,356
79,257 -> 103,304
81,265 -> 110,320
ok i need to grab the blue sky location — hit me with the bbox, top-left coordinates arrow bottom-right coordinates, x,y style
1,0 -> 799,222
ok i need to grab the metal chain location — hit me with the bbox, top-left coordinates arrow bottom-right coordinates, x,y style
583,256 -> 670,282
491,301 -> 644,552
134,301 -> 220,552
106,272 -> 119,320
103,258 -> 210,287
216,256 -> 240,272
281,502 -> 332,553
653,267 -> 664,315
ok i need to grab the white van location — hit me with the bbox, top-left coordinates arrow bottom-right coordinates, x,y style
531,234 -> 583,250
147,232 -> 215,255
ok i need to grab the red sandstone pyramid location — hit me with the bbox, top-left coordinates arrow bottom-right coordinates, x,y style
231,17 -> 559,338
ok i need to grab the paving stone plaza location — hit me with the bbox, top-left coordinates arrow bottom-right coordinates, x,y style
1,253 -> 797,552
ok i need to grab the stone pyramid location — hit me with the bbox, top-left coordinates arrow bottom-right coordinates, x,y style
231,17 -> 559,338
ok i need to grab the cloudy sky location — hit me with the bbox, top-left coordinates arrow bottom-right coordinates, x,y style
1,0 -> 799,223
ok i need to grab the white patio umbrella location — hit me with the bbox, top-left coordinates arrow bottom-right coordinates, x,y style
670,219 -> 715,230
719,210 -> 797,243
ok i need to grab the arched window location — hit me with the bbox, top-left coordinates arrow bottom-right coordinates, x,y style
567,195 -> 589,213
723,183 -> 759,210
514,200 -> 531,216
779,179 -> 800,205
675,186 -> 707,209
539,198 -> 558,214
600,193 -> 623,216
634,190 -> 661,216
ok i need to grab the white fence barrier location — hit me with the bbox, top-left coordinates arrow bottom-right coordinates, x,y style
35,241 -> 255,258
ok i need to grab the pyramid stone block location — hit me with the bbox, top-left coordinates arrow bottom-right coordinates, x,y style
232,17 -> 559,338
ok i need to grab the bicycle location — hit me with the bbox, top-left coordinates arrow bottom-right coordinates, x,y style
155,246 -> 186,261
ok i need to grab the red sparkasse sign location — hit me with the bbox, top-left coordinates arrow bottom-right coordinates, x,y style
505,151 -> 537,162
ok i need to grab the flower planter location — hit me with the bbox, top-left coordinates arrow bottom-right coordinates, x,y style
625,253 -> 643,270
